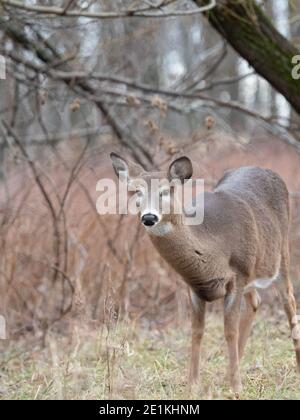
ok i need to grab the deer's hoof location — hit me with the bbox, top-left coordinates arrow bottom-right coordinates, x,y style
231,381 -> 243,395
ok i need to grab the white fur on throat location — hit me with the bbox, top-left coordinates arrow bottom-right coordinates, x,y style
146,222 -> 173,237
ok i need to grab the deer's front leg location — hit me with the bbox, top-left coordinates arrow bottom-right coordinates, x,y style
224,282 -> 243,393
189,291 -> 206,386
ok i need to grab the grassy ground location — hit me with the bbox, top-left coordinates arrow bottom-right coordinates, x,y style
1,309 -> 300,400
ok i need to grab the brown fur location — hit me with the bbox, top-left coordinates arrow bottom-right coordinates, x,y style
111,154 -> 300,393
150,167 -> 288,300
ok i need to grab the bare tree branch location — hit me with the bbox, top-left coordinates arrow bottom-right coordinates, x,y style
194,0 -> 300,114
0,0 -> 216,19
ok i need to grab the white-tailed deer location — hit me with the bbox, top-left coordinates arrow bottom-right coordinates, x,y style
110,153 -> 300,393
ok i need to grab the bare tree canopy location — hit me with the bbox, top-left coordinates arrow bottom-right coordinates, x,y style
0,0 -> 299,163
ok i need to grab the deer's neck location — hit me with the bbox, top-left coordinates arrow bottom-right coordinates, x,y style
148,219 -> 214,278
147,221 -> 229,302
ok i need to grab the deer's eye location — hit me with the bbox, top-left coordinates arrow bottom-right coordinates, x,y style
160,189 -> 170,197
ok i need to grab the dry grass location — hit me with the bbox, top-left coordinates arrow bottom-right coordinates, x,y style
1,307 -> 300,400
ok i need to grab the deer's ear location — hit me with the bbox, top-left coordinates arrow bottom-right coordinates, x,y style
110,153 -> 143,182
110,153 -> 129,181
168,156 -> 193,183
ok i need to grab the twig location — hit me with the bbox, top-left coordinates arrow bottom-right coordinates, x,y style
0,0 -> 216,19
0,120 -> 62,282
61,0 -> 75,15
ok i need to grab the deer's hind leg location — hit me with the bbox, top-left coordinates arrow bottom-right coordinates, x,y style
276,243 -> 300,372
238,290 -> 261,360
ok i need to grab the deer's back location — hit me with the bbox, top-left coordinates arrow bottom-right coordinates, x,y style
214,166 -> 289,225
209,166 -> 289,278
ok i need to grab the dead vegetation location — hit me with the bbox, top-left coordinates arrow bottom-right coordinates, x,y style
1,131 -> 300,399
1,309 -> 300,400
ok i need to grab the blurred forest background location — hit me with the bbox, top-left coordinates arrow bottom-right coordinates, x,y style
0,0 -> 300,400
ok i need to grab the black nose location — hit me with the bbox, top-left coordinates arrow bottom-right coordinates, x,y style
141,213 -> 158,226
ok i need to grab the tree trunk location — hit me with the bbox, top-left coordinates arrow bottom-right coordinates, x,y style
194,0 -> 300,115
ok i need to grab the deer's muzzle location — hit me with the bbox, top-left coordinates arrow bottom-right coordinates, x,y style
141,213 -> 158,227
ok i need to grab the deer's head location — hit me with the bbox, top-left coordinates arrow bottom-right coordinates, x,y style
110,153 -> 193,231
